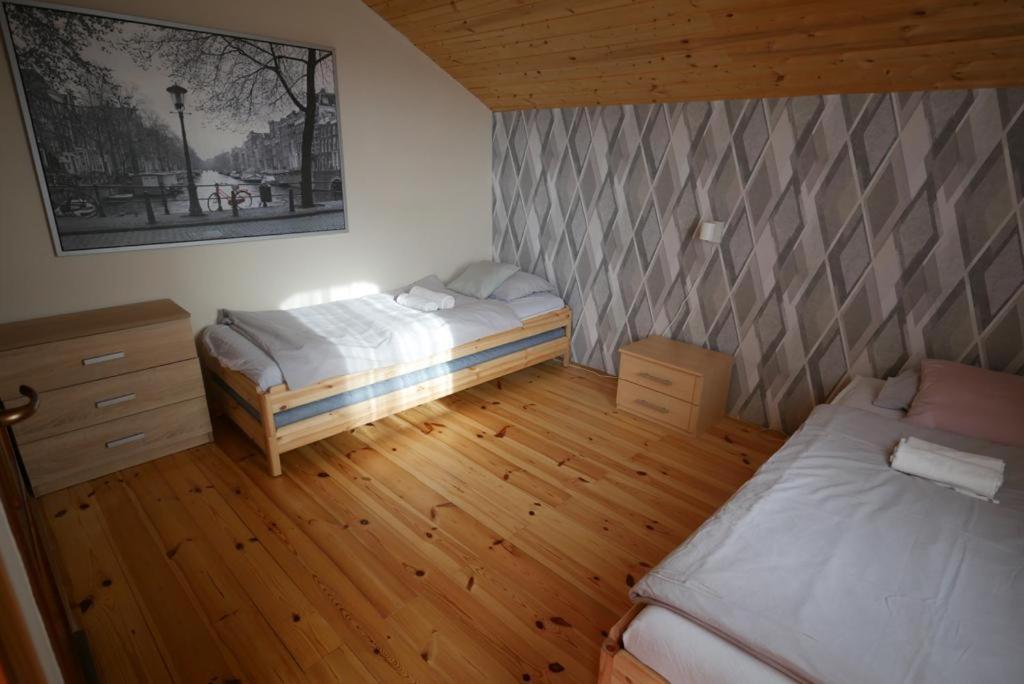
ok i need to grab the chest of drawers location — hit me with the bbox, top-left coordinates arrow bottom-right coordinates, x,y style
0,300 -> 212,494
616,336 -> 732,435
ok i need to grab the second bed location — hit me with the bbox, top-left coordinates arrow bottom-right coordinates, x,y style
200,283 -> 570,476
603,376 -> 1024,684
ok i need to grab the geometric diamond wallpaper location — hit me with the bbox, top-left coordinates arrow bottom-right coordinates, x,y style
492,88 -> 1024,432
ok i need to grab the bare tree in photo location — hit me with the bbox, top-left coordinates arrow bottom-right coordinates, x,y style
128,31 -> 331,208
9,6 -> 127,178
3,3 -> 117,87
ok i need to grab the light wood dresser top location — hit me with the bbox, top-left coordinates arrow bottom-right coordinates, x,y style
0,299 -> 189,352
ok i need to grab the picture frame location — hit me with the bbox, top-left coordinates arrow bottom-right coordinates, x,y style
1,0 -> 348,255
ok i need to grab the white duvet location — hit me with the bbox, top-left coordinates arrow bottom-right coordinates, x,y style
631,404 -> 1024,683
219,293 -> 523,389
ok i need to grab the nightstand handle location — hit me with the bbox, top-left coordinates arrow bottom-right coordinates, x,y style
95,393 -> 136,409
83,351 -> 125,366
106,432 -> 145,449
635,399 -> 669,414
637,371 -> 671,386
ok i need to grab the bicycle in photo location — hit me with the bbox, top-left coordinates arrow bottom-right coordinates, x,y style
206,185 -> 252,213
50,188 -> 99,218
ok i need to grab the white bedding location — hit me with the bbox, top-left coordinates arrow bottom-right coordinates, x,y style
203,323 -> 287,391
220,293 -> 523,389
623,605 -> 793,683
622,381 -> 1017,683
202,291 -> 565,390
622,382 -> 898,684
506,292 -> 564,319
631,404 -> 1024,683
829,375 -> 905,420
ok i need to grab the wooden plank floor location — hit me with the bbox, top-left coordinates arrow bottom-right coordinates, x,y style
40,362 -> 785,683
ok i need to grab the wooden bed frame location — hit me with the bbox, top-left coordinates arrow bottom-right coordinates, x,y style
200,308 -> 571,476
599,604 -> 667,684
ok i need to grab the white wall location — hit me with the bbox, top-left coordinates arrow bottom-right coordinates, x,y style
0,0 -> 492,328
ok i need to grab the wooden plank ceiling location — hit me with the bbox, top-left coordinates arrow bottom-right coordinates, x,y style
364,0 -> 1024,111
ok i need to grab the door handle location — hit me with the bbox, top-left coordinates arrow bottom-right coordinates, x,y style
0,386 -> 39,426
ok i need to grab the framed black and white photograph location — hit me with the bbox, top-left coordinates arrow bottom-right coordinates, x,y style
0,0 -> 347,255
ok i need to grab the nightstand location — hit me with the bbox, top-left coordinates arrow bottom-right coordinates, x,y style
616,336 -> 733,435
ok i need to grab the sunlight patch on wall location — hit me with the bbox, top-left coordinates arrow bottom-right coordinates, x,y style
280,282 -> 380,309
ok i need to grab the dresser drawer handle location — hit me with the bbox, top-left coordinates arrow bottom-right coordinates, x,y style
106,432 -> 145,449
635,399 -> 669,414
95,393 -> 136,409
82,351 -> 125,366
636,371 -> 672,386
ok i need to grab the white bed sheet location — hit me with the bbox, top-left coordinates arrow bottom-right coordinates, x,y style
201,292 -> 565,391
630,403 -> 1024,683
623,605 -> 794,684
621,376 -> 906,683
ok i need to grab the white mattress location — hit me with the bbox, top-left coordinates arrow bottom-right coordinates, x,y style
202,292 -> 565,391
623,605 -> 793,683
621,376 -> 906,683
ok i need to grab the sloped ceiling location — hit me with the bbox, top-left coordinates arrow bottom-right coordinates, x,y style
365,0 -> 1024,111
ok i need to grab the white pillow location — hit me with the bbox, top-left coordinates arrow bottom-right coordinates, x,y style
446,261 -> 519,299
489,271 -> 556,301
406,274 -> 451,294
873,370 -> 919,411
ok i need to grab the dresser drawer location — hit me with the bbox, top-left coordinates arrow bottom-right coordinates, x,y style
619,353 -> 699,402
12,359 -> 204,445
616,379 -> 694,431
0,319 -> 195,401
20,398 -> 211,495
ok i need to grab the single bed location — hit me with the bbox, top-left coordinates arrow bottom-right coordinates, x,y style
200,282 -> 570,477
601,379 -> 1024,684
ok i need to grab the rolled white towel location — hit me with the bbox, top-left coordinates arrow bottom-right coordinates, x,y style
890,436 -> 1005,501
396,293 -> 439,312
409,285 -> 455,310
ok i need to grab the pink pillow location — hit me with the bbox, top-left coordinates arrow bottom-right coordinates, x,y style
905,359 -> 1024,448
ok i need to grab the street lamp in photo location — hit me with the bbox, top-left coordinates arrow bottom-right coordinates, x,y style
167,83 -> 203,217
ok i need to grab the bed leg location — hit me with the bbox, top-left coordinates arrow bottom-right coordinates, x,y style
258,394 -> 283,477
265,444 -> 282,478
561,318 -> 572,367
597,637 -> 618,684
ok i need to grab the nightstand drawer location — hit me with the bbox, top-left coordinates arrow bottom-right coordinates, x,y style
0,319 -> 196,401
20,397 -> 211,495
12,359 -> 204,445
616,380 -> 694,430
619,354 -> 698,402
